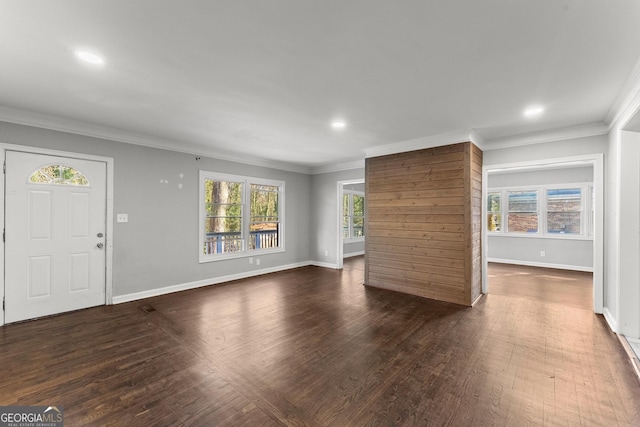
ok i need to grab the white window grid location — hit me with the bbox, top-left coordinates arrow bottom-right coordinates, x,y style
199,171 -> 285,262
487,183 -> 593,240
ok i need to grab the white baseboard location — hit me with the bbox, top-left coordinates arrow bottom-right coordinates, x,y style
488,258 -> 593,273
471,293 -> 484,306
603,307 -> 618,333
344,250 -> 365,258
309,261 -> 339,269
112,261 -> 313,304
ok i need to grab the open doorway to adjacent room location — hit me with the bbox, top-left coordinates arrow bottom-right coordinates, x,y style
482,154 -> 603,314
336,179 -> 365,270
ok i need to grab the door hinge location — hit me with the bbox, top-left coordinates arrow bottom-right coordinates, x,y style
2,297 -> 4,311
2,161 -> 5,174
2,229 -> 4,243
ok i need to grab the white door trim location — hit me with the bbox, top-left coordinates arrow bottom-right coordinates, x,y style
482,153 -> 604,314
0,144 -> 114,326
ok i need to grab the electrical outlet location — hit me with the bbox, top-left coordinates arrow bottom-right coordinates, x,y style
117,213 -> 128,223
249,257 -> 253,264
324,250 -> 329,257
540,251 -> 546,257
256,259 -> 261,266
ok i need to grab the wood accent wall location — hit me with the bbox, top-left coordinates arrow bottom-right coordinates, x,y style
364,142 -> 483,306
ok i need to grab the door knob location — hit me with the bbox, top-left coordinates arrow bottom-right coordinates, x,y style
97,242 -> 104,249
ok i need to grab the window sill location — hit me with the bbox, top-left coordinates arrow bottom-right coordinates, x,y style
487,233 -> 593,241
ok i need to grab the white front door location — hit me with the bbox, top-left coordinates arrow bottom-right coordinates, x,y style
5,151 -> 107,323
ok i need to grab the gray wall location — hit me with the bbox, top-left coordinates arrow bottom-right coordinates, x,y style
311,168 -> 365,266
344,183 -> 364,192
487,166 -> 594,270
483,135 -> 607,166
344,240 -> 365,256
488,167 -> 593,187
0,121 -> 311,298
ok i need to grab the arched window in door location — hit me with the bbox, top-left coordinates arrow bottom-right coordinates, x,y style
29,165 -> 89,186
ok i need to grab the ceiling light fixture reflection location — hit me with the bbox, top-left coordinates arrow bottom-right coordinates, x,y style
331,120 -> 347,130
523,105 -> 544,117
74,50 -> 105,65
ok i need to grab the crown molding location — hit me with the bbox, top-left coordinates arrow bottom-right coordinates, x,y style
608,80 -> 640,132
0,106 -> 312,175
482,122 -> 608,151
606,55 -> 640,129
310,159 -> 365,175
364,130 -> 481,159
468,130 -> 486,150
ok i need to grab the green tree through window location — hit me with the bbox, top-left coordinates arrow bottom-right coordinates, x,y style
250,184 -> 279,250
201,172 -> 284,260
204,179 -> 243,254
29,165 -> 89,186
343,192 -> 365,239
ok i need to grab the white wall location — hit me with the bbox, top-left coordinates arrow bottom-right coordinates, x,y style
0,121 -> 312,300
605,129 -> 621,330
487,167 -> 594,270
617,130 -> 640,338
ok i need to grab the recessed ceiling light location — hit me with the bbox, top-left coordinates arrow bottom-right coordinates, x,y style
523,106 -> 544,117
331,120 -> 347,130
74,50 -> 105,65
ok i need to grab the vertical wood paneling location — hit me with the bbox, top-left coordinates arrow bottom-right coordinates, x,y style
365,142 -> 482,306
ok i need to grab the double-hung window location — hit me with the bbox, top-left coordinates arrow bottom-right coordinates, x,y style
200,171 -> 284,262
343,191 -> 365,240
546,188 -> 582,235
507,190 -> 538,233
249,184 -> 280,250
488,184 -> 593,239
487,192 -> 502,232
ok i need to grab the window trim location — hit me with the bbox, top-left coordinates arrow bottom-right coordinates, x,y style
506,189 -> 539,235
545,187 -> 583,236
199,171 -> 285,263
488,183 -> 593,241
343,190 -> 365,242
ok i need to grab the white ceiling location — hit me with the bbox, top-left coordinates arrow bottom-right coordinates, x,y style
1,1 -> 640,172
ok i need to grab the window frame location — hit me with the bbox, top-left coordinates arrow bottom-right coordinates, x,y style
507,189 -> 539,235
545,187 -> 583,236
486,191 -> 502,232
487,183 -> 593,240
199,171 -> 285,263
343,190 -> 365,242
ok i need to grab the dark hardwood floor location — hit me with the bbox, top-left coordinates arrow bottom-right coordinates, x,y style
1,257 -> 639,426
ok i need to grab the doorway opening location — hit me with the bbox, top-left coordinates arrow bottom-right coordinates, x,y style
336,179 -> 365,270
482,154 -> 603,314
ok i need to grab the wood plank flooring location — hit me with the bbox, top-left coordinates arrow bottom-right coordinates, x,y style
1,257 -> 639,426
